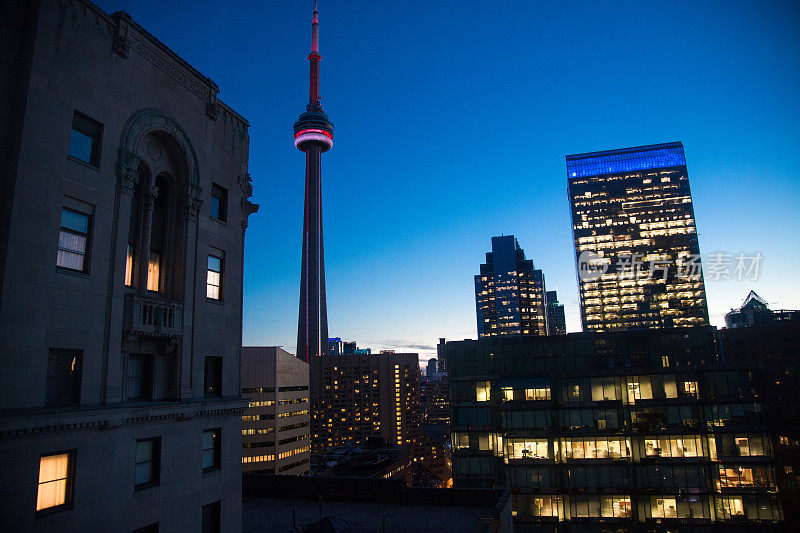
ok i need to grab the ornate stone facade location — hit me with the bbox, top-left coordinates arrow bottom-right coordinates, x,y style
0,1 -> 257,531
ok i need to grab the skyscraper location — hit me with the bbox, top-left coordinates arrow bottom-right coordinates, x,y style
295,1 -> 334,362
545,290 -> 567,335
475,235 -> 547,337
567,142 -> 709,331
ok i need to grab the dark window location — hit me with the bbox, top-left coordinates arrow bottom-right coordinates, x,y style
202,429 -> 221,472
202,500 -> 221,533
69,110 -> 102,165
210,184 -> 227,221
133,524 -> 159,533
46,349 -> 82,406
207,250 -> 224,300
36,451 -> 76,514
204,357 -> 222,398
57,208 -> 91,272
127,354 -> 153,401
135,437 -> 160,489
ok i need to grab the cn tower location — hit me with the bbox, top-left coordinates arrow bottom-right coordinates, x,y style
294,0 -> 333,363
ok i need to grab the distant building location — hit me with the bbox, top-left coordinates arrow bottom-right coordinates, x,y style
242,475 -> 512,533
241,347 -> 310,475
475,235 -> 547,337
545,290 -> 567,335
343,341 -> 357,355
0,2 -> 256,531
567,142 -> 709,331
419,375 -> 452,487
437,337 -> 447,372
426,358 -> 438,379
724,290 -> 800,328
311,352 -> 420,453
445,327 -> 788,528
328,337 -> 344,355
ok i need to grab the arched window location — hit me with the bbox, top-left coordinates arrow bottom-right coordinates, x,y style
147,174 -> 171,292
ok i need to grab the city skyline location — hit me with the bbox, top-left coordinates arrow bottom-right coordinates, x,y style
95,1 -> 800,362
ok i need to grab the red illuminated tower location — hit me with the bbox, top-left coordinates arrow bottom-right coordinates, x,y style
295,0 -> 333,362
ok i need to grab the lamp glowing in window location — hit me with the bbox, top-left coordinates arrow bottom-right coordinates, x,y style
125,245 -> 134,287
37,453 -> 73,511
147,252 -> 160,292
476,381 -> 490,402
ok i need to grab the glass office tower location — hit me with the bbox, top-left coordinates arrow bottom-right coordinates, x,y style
567,142 -> 709,331
475,236 -> 547,338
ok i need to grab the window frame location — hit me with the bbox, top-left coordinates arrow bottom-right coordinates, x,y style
201,500 -> 221,533
204,357 -> 223,398
45,349 -> 83,407
206,250 -> 224,301
202,428 -> 221,473
56,207 -> 92,273
68,110 -> 103,166
209,183 -> 228,222
134,437 -> 161,491
36,450 -> 76,516
127,354 -> 154,402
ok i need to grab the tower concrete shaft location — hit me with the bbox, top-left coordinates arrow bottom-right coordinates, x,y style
295,0 -> 333,362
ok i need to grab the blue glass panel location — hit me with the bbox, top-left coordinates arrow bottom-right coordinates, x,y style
69,129 -> 94,163
566,143 -> 686,178
61,209 -> 89,234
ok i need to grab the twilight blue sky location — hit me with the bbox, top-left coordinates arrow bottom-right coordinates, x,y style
98,1 -> 800,363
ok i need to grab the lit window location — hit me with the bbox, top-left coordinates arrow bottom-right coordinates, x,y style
526,387 -> 551,401
69,110 -> 103,165
683,381 -> 699,397
135,437 -> 160,489
36,452 -> 75,512
651,497 -> 677,518
57,208 -> 90,272
203,429 -> 221,472
125,244 -> 134,287
476,381 -> 490,402
207,250 -> 224,300
147,252 -> 161,292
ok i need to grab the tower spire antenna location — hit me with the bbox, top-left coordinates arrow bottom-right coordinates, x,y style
311,0 -> 319,53
309,0 -> 321,107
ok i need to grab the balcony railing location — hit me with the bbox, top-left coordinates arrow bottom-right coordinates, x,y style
124,293 -> 183,338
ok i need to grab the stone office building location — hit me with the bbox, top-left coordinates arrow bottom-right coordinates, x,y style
0,1 -> 257,531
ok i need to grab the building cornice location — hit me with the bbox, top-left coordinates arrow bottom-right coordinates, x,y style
0,398 -> 248,439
